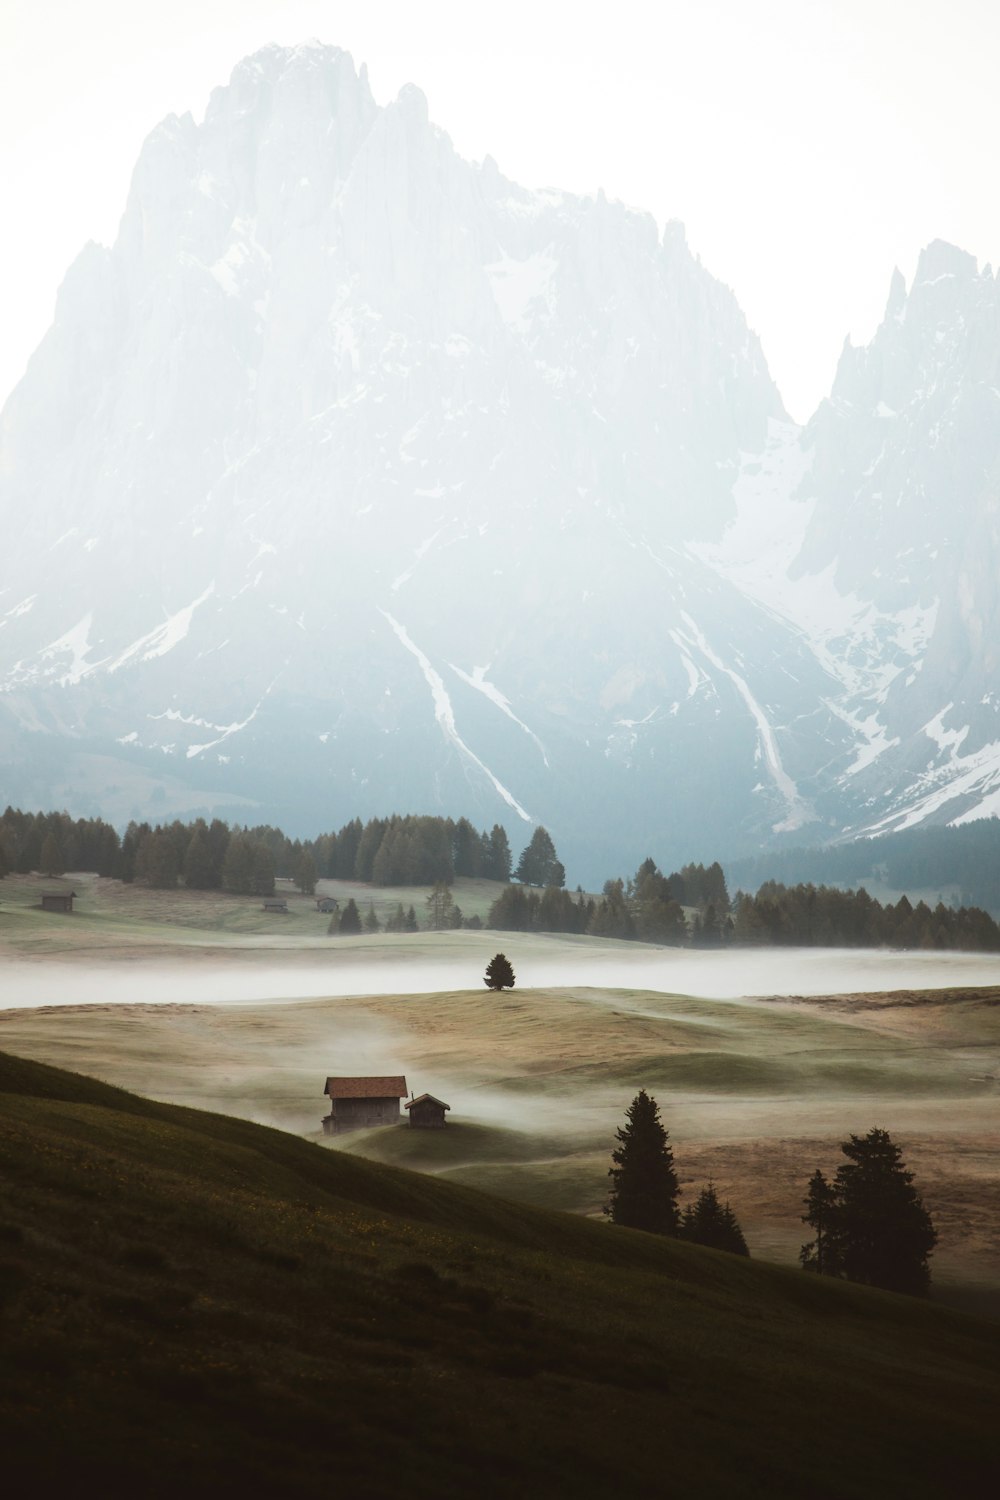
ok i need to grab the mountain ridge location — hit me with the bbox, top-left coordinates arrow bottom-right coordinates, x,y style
2,42 -> 998,881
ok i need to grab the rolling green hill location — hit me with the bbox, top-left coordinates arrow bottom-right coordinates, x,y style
1,1049 -> 998,1497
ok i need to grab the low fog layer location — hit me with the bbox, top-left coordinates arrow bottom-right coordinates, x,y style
2,947 -> 999,1011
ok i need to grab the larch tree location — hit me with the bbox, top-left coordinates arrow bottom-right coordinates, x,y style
606,1089 -> 680,1235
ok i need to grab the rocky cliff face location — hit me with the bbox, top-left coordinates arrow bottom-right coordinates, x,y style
2,42 -> 998,879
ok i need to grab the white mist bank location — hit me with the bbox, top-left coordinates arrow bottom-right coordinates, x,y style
0,945 -> 998,1012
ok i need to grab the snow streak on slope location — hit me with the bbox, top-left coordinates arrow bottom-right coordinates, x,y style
379,610 -> 533,822
107,584 -> 216,672
448,662 -> 549,766
676,611 -> 814,834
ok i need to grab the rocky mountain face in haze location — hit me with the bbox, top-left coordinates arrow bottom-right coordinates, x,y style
2,42 -> 999,881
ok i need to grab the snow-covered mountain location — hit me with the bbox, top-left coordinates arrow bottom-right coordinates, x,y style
2,42 -> 999,881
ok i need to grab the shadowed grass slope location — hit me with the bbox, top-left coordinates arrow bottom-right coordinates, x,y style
1,1049 -> 999,1498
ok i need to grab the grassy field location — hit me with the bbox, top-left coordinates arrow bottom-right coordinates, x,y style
1,1047 -> 999,1497
0,868 -> 509,946
2,870 -> 999,1318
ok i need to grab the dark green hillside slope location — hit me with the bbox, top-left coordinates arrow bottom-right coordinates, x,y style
0,1051 -> 998,1498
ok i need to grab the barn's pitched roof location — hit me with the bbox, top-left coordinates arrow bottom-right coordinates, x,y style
404,1094 -> 450,1111
325,1076 -> 407,1100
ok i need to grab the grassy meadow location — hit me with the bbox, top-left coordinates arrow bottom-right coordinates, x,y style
1,1047 -> 999,1496
2,870 -> 999,1318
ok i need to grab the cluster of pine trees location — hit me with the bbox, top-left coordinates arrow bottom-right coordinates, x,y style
730,881 -> 1000,951
487,858 -> 727,942
6,803 -> 1000,952
0,809 -> 121,880
488,852 -> 1000,953
606,1090 -> 748,1255
800,1129 -> 937,1296
608,1094 -> 936,1294
0,808 -> 517,897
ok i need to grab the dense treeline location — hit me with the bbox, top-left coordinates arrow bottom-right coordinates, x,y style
731,881 -> 1000,950
5,803 -> 1000,951
729,819 -> 1000,916
488,859 -> 727,943
0,807 -> 521,897
488,854 -> 1000,952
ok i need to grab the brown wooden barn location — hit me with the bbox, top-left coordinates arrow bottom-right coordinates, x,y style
322,1076 -> 407,1135
404,1093 -> 451,1129
40,892 -> 76,913
316,897 -> 338,913
262,897 -> 288,912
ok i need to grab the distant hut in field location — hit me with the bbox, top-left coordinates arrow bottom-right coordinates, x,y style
404,1093 -> 451,1129
262,896 -> 288,913
40,892 -> 76,914
316,896 -> 338,913
322,1076 -> 407,1135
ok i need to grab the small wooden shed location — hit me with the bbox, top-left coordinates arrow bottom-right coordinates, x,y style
322,1076 -> 407,1135
316,896 -> 338,913
404,1093 -> 451,1129
262,896 -> 288,912
41,892 -> 76,914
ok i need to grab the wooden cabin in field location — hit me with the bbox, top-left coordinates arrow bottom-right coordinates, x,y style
262,896 -> 288,913
40,892 -> 76,914
404,1093 -> 451,1129
316,896 -> 338,913
322,1076 -> 407,1135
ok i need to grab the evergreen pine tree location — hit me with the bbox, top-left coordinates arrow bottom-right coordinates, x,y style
606,1090 -> 680,1235
680,1184 -> 749,1256
514,827 -> 565,887
404,905 -> 418,932
484,824 -> 512,882
830,1127 -> 937,1295
800,1169 -> 840,1276
339,898 -> 362,935
363,902 -> 380,933
483,952 -> 515,990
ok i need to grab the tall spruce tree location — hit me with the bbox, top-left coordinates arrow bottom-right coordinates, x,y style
514,826 -> 565,888
800,1169 -> 840,1276
338,898 -> 362,935
829,1127 -> 937,1295
606,1090 -> 680,1234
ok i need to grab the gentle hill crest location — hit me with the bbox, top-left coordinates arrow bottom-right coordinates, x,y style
1,1047 -> 999,1495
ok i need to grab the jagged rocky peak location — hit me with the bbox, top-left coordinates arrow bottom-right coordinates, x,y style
794,239 -> 1000,602
0,40 -> 807,869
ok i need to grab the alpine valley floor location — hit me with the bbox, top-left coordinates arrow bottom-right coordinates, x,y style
1,874 -> 998,1319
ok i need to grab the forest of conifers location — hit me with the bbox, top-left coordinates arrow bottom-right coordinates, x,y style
3,805 -> 1000,952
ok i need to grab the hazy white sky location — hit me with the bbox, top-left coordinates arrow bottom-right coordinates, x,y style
2,0 -> 998,421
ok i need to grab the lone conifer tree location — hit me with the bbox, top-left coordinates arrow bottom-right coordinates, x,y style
832,1127 -> 936,1295
606,1090 -> 680,1234
338,898 -> 362,935
484,952 -> 515,990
